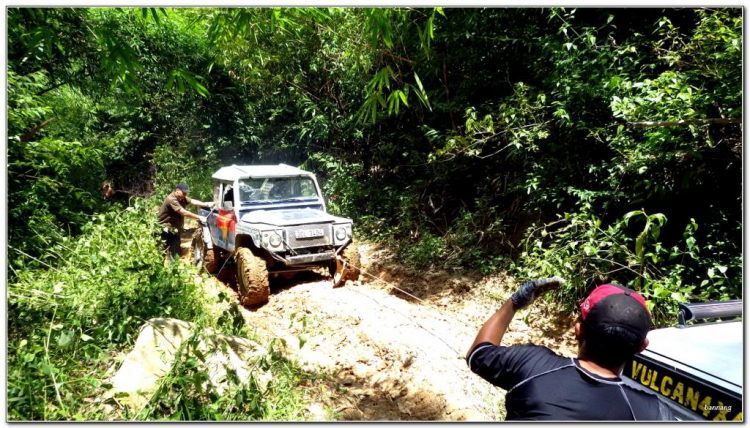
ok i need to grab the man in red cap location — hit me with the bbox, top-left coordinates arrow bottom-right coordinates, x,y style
466,278 -> 673,420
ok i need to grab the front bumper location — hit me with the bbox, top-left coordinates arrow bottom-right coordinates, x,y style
283,251 -> 336,265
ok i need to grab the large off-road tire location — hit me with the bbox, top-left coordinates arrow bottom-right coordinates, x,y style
331,242 -> 361,287
236,247 -> 270,306
342,242 -> 362,282
191,228 -> 220,273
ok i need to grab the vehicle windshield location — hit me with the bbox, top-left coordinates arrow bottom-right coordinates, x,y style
238,176 -> 319,204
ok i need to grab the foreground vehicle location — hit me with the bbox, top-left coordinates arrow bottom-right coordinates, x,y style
622,300 -> 742,421
191,164 -> 361,305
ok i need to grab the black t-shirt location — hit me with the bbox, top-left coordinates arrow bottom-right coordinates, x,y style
467,343 -> 674,421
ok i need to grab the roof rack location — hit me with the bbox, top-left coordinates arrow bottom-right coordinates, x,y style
678,300 -> 742,327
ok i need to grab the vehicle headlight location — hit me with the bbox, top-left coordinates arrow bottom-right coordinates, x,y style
335,227 -> 347,241
269,232 -> 282,247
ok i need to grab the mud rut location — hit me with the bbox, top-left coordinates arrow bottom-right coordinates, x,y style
180,230 -> 578,421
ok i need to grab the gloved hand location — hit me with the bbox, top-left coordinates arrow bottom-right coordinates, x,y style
511,276 -> 566,310
197,215 -> 208,224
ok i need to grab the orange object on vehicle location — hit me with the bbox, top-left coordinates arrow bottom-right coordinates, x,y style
218,209 -> 235,220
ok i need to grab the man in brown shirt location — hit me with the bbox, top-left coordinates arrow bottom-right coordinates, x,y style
158,182 -> 213,261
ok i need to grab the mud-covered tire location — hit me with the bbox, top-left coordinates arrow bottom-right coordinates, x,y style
204,248 -> 220,274
190,229 -> 205,267
236,247 -> 270,306
341,242 -> 361,283
191,228 -> 220,273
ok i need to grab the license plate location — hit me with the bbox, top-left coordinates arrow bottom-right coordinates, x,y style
295,228 -> 324,239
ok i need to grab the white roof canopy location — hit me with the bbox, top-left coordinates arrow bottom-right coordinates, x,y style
211,164 -> 314,181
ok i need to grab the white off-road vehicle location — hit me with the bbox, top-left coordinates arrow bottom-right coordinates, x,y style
191,164 -> 361,306
622,300 -> 742,421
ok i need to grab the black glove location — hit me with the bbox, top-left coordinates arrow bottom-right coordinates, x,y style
511,276 -> 565,310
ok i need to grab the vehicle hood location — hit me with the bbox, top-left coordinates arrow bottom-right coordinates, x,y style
643,321 -> 742,393
240,208 -> 349,226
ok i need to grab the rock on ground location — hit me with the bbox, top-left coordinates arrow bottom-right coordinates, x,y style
107,317 -> 267,414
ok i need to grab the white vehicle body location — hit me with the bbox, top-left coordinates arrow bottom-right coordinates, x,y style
621,301 -> 743,421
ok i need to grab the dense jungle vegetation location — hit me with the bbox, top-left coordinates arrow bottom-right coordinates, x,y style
7,7 -> 742,420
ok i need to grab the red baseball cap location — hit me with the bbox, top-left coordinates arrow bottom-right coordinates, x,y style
581,284 -> 651,343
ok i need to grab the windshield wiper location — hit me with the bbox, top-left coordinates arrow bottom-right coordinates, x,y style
241,200 -> 278,205
241,198 -> 318,205
274,198 -> 319,203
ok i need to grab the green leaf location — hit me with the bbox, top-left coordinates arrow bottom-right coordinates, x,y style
414,72 -> 425,92
623,210 -> 642,226
376,92 -> 387,108
41,362 -> 55,375
194,349 -> 206,362
635,233 -> 645,259
150,8 -> 161,25
398,90 -> 408,106
650,226 -> 660,240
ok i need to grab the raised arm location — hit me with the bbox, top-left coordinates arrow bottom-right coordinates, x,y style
467,277 -> 565,359
467,299 -> 518,358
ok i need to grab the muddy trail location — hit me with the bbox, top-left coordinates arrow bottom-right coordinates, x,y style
179,230 -> 578,421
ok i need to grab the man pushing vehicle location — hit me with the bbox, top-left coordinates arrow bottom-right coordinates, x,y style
157,182 -> 213,261
467,277 -> 674,421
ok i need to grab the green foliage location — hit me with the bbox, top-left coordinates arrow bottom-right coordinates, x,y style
7,200 -> 313,420
356,8 -> 441,122
515,209 -> 741,323
305,153 -> 364,217
8,201 -> 204,419
7,71 -> 53,135
151,144 -> 219,203
8,71 -> 109,260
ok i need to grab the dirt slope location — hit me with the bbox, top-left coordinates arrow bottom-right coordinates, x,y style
181,234 -> 577,421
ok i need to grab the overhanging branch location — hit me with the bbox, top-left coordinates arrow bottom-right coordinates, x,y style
21,117 -> 56,143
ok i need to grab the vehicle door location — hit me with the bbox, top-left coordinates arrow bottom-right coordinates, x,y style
206,181 -> 222,248
212,181 -> 237,252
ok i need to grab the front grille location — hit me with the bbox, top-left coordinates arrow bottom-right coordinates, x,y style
287,224 -> 332,249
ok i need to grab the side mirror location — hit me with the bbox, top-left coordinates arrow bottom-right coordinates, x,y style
222,201 -> 233,212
